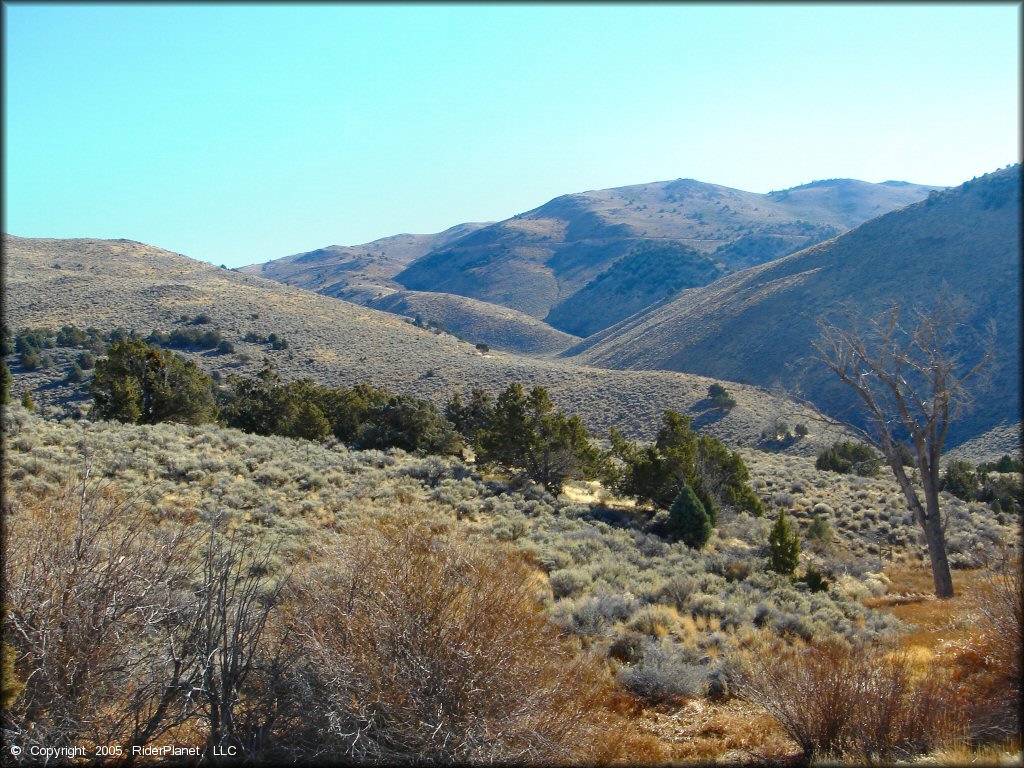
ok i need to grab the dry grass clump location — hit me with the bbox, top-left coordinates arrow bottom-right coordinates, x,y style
942,549 -> 1023,745
631,696 -> 799,764
273,518 -> 638,764
628,605 -> 681,638
732,635 -> 965,761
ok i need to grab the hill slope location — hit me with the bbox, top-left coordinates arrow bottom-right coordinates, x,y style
239,222 -> 489,304
2,234 -> 847,452
394,177 -> 939,334
570,166 -> 1021,446
365,290 -> 580,355
238,222 -> 585,355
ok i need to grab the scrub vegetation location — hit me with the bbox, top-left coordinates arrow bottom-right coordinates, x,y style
3,400 -> 1019,763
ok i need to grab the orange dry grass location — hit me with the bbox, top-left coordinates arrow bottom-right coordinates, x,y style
879,560 -> 1022,755
631,698 -> 800,764
881,563 -> 988,656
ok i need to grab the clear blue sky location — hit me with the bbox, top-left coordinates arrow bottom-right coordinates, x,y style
4,3 -> 1020,268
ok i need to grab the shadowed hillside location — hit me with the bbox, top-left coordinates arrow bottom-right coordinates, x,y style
570,166 -> 1021,447
545,240 -> 726,337
2,234 -> 848,452
239,222 -> 490,304
393,177 -> 939,331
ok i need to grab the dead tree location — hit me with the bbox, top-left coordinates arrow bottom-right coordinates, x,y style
815,299 -> 991,598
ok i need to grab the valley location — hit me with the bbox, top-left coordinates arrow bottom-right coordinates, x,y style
2,166 -> 1020,766
5,5 -> 1020,764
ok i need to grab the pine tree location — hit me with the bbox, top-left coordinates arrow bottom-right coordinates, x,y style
21,389 -> 34,412
668,485 -> 712,549
768,509 -> 800,575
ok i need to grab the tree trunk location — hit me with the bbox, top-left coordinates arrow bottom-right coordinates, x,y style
888,456 -> 955,599
921,475 -> 955,599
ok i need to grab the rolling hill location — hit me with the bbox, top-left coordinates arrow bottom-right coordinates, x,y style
392,177 -> 940,335
2,234 -> 848,453
569,166 -> 1022,448
239,222 -> 490,304
364,290 -> 581,355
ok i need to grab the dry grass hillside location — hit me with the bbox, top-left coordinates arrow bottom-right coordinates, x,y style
570,166 -> 1021,449
393,177 -> 939,329
2,234 -> 847,452
945,422 -> 1023,466
365,289 -> 581,355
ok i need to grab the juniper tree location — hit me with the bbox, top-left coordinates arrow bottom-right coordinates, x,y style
768,510 -> 800,575
668,485 -> 712,549
1,361 -> 10,405
91,337 -> 217,425
476,384 -> 599,493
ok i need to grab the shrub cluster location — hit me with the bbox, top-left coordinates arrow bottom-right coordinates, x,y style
412,314 -> 452,335
604,410 -> 765,522
1,406 -> 913,718
816,440 -> 883,477
954,550 -> 1023,740
941,458 -> 1022,514
146,327 -> 225,351
222,359 -> 461,455
87,338 -> 461,456
278,520 -> 621,763
242,331 -> 288,349
978,454 -> 1024,475
707,383 -> 737,411
6,324 -> 109,360
2,479 -> 624,764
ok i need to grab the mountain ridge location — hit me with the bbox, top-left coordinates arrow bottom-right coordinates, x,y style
245,175 -> 940,339
568,165 -> 1021,447
390,175 -> 942,335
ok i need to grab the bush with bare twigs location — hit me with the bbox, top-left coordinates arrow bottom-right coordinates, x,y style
948,548 -> 1023,743
1,472 -> 294,761
2,472 -> 200,754
732,636 -> 963,760
275,519 -> 624,764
